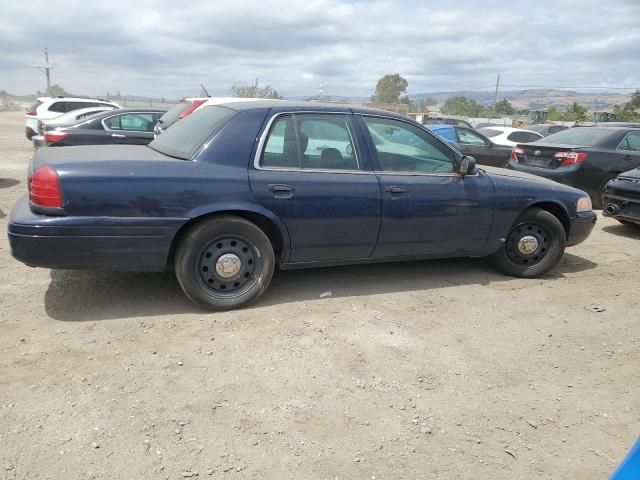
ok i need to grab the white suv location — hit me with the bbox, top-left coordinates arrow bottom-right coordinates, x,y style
25,97 -> 120,139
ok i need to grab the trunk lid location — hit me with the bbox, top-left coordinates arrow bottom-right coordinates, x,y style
514,142 -> 586,169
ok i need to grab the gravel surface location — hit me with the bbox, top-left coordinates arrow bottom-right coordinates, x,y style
0,111 -> 638,479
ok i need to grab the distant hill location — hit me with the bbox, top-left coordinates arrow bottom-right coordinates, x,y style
404,89 -> 632,110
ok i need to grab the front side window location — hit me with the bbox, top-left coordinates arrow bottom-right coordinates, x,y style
618,132 -> 640,152
363,117 -> 454,173
261,114 -> 359,170
105,113 -> 156,132
457,128 -> 488,145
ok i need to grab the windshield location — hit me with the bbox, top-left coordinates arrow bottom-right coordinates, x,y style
541,127 -> 616,146
148,105 -> 233,160
157,101 -> 191,129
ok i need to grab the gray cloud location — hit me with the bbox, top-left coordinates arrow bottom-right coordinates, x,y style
1,0 -> 638,98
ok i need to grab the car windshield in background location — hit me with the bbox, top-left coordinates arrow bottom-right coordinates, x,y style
479,128 -> 501,138
148,106 -> 233,160
157,101 -> 191,127
541,127 -> 616,146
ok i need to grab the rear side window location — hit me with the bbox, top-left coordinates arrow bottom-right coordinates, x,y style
479,128 -> 501,138
148,106 -> 233,160
507,131 -> 541,143
48,102 -> 68,113
261,114 -> 359,170
618,132 -> 640,152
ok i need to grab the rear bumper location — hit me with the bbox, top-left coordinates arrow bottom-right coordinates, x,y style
507,160 -> 579,186
603,178 -> 640,224
567,211 -> 597,247
25,126 -> 37,140
8,195 -> 186,271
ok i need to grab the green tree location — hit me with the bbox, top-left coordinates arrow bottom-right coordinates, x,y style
371,74 -> 408,103
614,90 -> 640,121
568,101 -> 587,122
230,81 -> 281,99
441,96 -> 487,117
494,99 -> 515,115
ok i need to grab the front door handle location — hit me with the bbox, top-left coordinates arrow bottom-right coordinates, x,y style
111,133 -> 126,138
385,186 -> 409,195
268,184 -> 295,199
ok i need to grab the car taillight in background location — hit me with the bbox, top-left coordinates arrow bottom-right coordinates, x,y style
44,131 -> 69,144
25,108 -> 37,116
29,165 -> 63,208
178,99 -> 207,119
553,151 -> 587,166
511,147 -> 524,162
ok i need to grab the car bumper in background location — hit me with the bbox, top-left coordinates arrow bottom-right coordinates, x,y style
31,135 -> 45,149
566,211 -> 597,246
603,178 -> 640,225
8,195 -> 186,271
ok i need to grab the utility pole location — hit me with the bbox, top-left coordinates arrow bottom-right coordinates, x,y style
30,48 -> 56,95
492,74 -> 500,114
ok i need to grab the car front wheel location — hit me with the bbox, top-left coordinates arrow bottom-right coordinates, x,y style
175,216 -> 275,310
490,207 -> 566,278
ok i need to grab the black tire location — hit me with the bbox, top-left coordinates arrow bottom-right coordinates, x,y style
490,208 -> 566,278
174,216 -> 275,310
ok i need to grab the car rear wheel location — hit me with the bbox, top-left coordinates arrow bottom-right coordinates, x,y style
490,208 -> 566,278
174,216 -> 275,310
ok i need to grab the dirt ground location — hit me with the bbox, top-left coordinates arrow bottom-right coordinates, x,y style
0,110 -> 638,480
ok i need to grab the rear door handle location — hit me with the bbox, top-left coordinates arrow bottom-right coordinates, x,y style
268,184 -> 295,199
111,133 -> 126,138
385,186 -> 409,195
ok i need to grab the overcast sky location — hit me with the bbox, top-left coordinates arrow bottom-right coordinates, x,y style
1,0 -> 639,99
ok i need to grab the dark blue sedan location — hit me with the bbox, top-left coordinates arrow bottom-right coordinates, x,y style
8,101 -> 597,310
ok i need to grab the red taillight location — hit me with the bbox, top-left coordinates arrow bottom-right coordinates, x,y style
29,165 -> 63,208
26,108 -> 37,116
511,147 -> 524,162
554,151 -> 587,166
44,131 -> 69,144
178,99 -> 207,119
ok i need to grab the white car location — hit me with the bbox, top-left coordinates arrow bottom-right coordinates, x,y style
31,106 -> 118,149
477,126 -> 543,147
25,97 -> 120,139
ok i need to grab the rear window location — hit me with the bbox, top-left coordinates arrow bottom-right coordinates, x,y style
478,128 -> 501,138
157,101 -> 191,129
148,106 -> 233,160
542,127 -> 616,146
507,131 -> 541,143
48,102 -> 68,113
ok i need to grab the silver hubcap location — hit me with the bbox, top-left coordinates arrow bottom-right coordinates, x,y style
517,235 -> 539,255
215,253 -> 242,278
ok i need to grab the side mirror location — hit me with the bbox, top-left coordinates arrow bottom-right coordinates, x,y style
458,155 -> 476,176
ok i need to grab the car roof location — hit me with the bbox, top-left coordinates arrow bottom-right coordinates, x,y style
480,126 -> 538,134
425,124 -> 453,131
80,107 -> 167,119
211,100 -> 413,120
37,96 -> 117,103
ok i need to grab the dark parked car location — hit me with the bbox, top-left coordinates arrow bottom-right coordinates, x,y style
41,108 -> 166,147
528,124 -> 569,137
603,168 -> 640,226
426,124 -> 513,167
509,127 -> 640,208
9,101 -> 596,310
